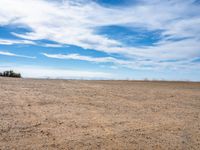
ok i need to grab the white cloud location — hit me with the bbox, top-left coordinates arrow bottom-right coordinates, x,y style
0,38 -> 36,45
0,0 -> 199,67
42,52 -> 120,63
42,52 -> 142,69
0,51 -> 36,59
41,43 -> 63,48
42,52 -> 200,71
0,38 -> 65,48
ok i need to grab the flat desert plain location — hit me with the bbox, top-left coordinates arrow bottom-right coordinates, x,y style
0,77 -> 200,150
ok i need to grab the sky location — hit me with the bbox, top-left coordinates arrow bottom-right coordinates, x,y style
0,0 -> 200,80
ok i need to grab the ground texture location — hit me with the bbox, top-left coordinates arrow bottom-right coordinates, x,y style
0,77 -> 200,150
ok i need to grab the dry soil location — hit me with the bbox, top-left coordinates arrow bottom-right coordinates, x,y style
0,77 -> 200,150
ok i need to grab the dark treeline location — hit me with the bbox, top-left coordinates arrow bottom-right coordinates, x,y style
0,70 -> 21,78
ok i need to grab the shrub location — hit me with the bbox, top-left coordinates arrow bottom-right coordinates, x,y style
0,70 -> 21,78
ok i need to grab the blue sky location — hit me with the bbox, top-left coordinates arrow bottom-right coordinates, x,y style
0,0 -> 200,80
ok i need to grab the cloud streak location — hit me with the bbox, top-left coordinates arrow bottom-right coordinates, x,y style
0,51 -> 36,59
0,38 -> 36,45
42,52 -> 200,71
42,52 -> 120,63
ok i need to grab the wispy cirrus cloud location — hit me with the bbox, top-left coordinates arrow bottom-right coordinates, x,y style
42,52 -> 200,71
0,51 -> 36,59
0,38 -> 36,45
42,52 -> 121,63
0,0 -> 199,71
0,38 -> 66,48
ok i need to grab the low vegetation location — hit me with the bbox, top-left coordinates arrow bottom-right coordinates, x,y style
0,70 -> 21,78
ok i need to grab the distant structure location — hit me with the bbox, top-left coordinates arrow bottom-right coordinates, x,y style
0,70 -> 21,78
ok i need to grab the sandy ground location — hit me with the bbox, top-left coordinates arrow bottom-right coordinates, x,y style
0,77 -> 200,150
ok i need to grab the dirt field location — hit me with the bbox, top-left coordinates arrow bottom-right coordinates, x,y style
0,77 -> 200,150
